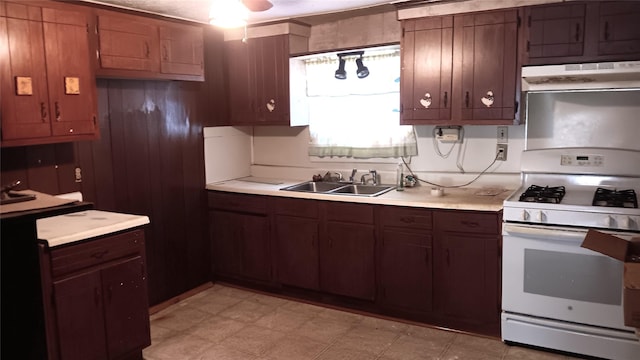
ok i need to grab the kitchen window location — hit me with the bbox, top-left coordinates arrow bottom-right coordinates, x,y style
303,46 -> 417,159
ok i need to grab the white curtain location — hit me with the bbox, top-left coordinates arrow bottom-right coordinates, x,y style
305,50 -> 417,158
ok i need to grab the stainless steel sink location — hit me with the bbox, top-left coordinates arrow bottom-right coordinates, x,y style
329,184 -> 395,197
280,181 -> 345,193
281,182 -> 395,197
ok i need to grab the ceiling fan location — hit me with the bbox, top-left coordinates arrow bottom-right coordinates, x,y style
210,0 -> 273,27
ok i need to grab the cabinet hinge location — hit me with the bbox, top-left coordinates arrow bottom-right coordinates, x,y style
86,24 -> 89,33
402,27 -> 405,38
517,16 -> 521,28
526,40 -> 530,52
514,101 -> 519,114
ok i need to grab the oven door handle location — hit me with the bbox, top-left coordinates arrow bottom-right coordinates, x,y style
503,224 -> 587,244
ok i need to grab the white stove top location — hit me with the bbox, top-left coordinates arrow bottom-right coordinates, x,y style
503,148 -> 640,231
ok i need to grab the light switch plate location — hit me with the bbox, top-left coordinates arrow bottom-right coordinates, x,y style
497,126 -> 508,144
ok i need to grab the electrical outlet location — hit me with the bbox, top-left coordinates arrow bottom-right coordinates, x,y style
497,126 -> 508,144
496,144 -> 508,161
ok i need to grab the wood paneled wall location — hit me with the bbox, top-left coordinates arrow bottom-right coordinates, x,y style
0,26 -> 228,305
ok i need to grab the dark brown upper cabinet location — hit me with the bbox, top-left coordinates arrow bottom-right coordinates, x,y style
524,1 -> 640,65
401,9 -> 520,126
94,10 -> 204,81
400,16 -> 454,124
159,23 -> 204,77
96,12 -> 160,73
0,1 -> 98,147
456,10 -> 519,124
225,35 -> 292,125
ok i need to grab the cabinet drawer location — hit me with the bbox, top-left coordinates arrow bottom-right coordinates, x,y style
208,191 -> 267,214
380,206 -> 432,230
274,197 -> 318,218
324,202 -> 374,224
50,229 -> 144,278
435,211 -> 499,234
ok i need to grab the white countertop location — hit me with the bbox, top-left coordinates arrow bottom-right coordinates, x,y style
206,177 -> 515,212
37,210 -> 150,248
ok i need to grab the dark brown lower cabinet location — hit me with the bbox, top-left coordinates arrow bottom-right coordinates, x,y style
321,221 -> 376,300
275,215 -> 320,290
210,209 -> 271,282
273,197 -> 320,290
208,192 -> 271,283
39,229 -> 150,360
207,191 -> 501,337
434,210 -> 501,335
320,202 -> 376,301
378,206 -> 434,313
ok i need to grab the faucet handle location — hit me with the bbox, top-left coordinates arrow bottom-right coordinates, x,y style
349,168 -> 358,182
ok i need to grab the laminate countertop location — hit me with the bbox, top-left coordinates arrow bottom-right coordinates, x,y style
37,210 -> 150,248
206,177 -> 516,212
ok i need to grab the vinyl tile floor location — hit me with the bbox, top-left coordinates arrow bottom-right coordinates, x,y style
143,284 -> 583,360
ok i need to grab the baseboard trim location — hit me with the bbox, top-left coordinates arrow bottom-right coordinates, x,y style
149,282 -> 214,315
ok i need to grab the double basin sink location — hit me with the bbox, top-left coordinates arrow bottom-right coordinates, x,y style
281,181 -> 395,197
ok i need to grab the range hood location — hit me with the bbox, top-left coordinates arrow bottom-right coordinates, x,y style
521,61 -> 640,91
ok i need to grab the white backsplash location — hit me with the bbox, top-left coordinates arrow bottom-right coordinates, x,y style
204,126 -> 252,183
247,124 -> 524,187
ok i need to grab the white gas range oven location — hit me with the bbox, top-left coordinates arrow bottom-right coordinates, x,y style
501,147 -> 640,360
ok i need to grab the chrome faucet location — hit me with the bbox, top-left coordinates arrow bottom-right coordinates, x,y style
324,171 -> 343,182
360,170 -> 378,185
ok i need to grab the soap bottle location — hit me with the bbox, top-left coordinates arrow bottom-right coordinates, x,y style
396,163 -> 405,191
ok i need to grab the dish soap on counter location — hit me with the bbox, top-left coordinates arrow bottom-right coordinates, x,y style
396,163 -> 405,191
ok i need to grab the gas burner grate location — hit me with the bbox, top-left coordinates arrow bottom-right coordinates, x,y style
592,188 -> 638,208
519,185 -> 566,204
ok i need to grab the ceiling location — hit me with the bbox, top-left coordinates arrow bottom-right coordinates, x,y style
81,0 -> 414,26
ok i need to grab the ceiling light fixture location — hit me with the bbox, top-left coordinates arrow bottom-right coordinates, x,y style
209,0 -> 249,28
356,54 -> 369,79
334,51 -> 369,80
335,56 -> 347,80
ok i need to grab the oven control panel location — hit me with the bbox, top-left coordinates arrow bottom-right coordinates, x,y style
560,154 -> 604,167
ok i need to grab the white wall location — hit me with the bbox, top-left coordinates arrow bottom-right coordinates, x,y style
249,124 -> 524,187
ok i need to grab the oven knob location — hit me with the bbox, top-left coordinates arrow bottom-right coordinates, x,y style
605,216 -> 614,228
619,217 -> 630,230
536,211 -> 545,222
521,210 -> 530,221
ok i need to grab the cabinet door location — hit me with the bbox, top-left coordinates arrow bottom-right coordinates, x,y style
379,229 -> 432,312
1,2 -> 51,140
53,270 -> 108,360
275,215 -> 319,290
401,16 -> 453,124
597,2 -> 640,57
526,3 -> 585,59
159,23 -> 204,77
225,39 -> 257,124
210,210 -> 243,276
210,209 -> 270,281
436,232 -> 500,324
102,256 -> 150,359
254,35 -> 290,125
241,213 -> 271,282
97,13 -> 159,72
321,221 -> 375,300
42,7 -> 96,137
458,10 -> 518,122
